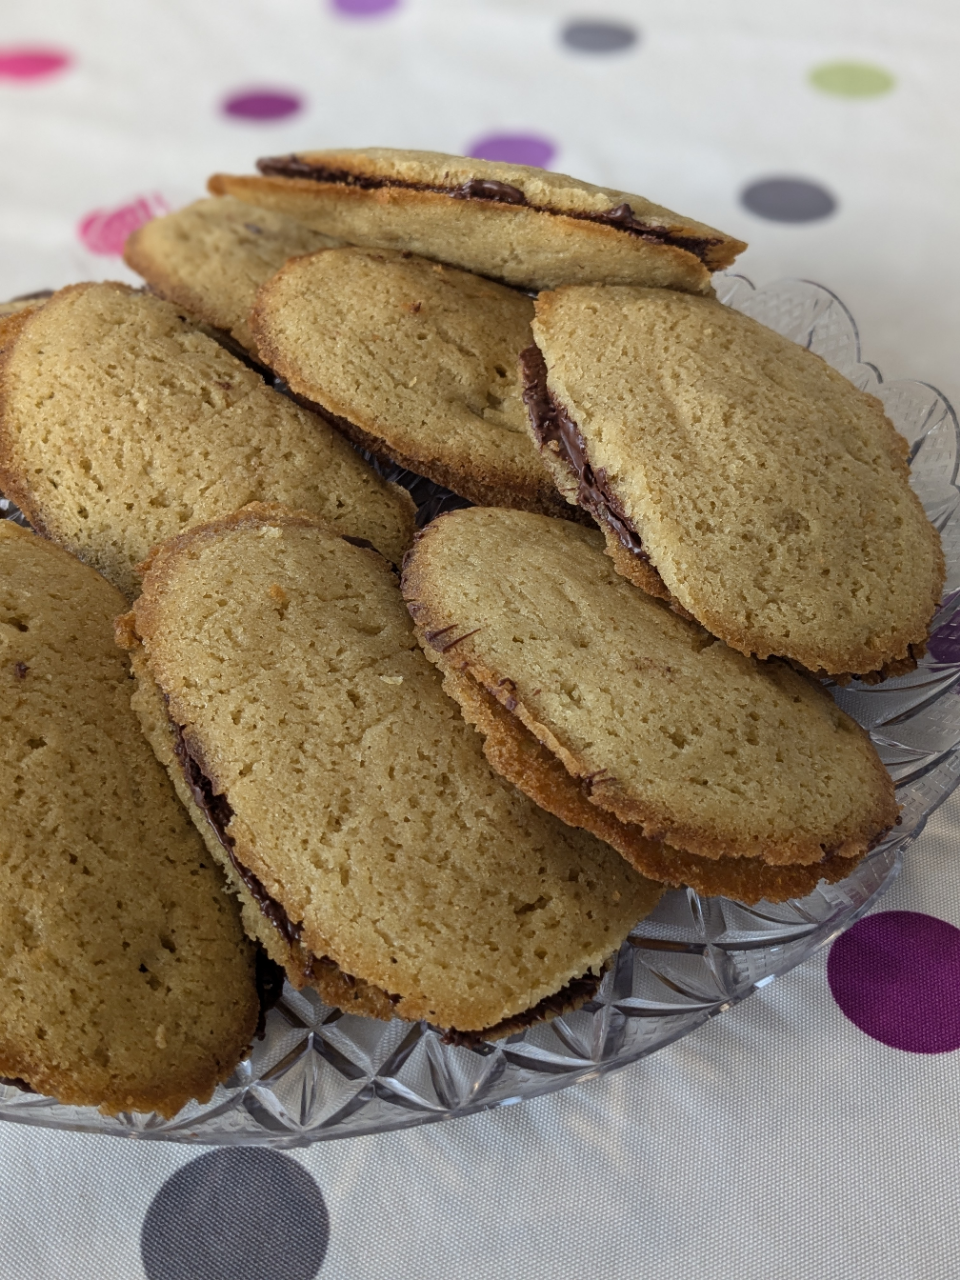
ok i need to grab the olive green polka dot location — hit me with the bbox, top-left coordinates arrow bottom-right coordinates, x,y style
809,62 -> 895,98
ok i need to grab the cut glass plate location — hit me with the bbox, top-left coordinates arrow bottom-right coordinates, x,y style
2,273 -> 958,1146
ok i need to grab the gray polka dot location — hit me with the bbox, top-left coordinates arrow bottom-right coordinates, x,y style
740,177 -> 837,223
562,19 -> 638,53
141,1150 -> 329,1280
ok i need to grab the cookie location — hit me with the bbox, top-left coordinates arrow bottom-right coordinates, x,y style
524,287 -> 945,681
402,507 -> 898,869
442,667 -> 863,904
124,196 -> 342,353
0,282 -> 416,597
0,290 -> 52,319
209,147 -> 746,294
0,520 -> 258,1115
118,504 -> 662,1037
251,246 -> 572,514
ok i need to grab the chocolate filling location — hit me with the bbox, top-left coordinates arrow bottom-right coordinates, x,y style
169,720 -> 307,951
520,344 -> 648,561
167,714 -> 606,1042
255,156 -> 721,263
436,968 -> 604,1047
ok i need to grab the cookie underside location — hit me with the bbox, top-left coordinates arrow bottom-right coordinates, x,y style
124,504 -> 661,1033
0,522 -> 258,1116
209,146 -> 745,292
124,195 -> 342,352
529,286 -> 944,680
251,246 -> 573,516
440,666 -> 864,905
0,282 -> 415,598
402,507 -> 898,868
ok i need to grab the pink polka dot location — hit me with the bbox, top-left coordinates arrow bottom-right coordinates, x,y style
468,133 -> 556,169
0,48 -> 72,81
332,0 -> 400,16
221,89 -> 303,122
828,911 -> 960,1053
78,195 -> 170,257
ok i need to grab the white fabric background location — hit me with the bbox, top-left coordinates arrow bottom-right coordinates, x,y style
0,1 -> 957,1276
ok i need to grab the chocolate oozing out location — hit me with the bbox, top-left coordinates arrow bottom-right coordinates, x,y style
0,1076 -> 36,1093
255,156 -> 721,264
520,344 -> 648,562
254,947 -> 286,1038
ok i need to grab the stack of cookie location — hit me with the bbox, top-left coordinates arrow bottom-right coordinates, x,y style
0,146 -> 940,1108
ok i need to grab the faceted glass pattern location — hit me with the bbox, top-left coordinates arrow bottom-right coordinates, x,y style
1,274 -> 957,1146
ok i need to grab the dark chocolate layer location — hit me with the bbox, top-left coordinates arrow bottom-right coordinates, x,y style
437,968 -> 604,1047
169,720 -> 307,951
520,344 -> 648,561
168,712 -> 607,1043
255,156 -> 721,263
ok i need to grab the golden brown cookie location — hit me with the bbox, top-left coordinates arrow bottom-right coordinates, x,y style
124,196 -> 342,353
524,287 -> 945,681
402,507 -> 898,869
0,520 -> 258,1116
209,147 -> 746,293
119,503 -> 662,1037
0,282 -> 415,597
251,246 -> 571,513
442,667 -> 863,904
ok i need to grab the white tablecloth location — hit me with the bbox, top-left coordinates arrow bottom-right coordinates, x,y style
0,2 -> 958,1275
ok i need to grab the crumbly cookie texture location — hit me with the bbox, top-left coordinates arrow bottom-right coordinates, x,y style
528,286 -> 945,681
251,246 -> 571,514
0,282 -> 415,597
0,521 -> 258,1116
122,503 -> 661,1034
402,507 -> 898,868
124,196 -> 342,352
209,146 -> 746,293
440,666 -> 863,905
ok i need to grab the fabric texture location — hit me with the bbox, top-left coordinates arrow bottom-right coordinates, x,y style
0,1 -> 958,1276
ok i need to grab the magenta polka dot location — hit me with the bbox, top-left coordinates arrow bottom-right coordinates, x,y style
331,0 -> 400,15
78,194 -> 170,257
468,133 -> 556,169
222,89 -> 303,122
828,911 -> 960,1053
0,48 -> 72,80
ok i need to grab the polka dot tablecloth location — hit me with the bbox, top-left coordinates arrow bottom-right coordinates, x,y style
1,1 -> 960,1276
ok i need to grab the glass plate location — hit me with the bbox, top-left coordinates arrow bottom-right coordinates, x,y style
2,273 -> 959,1147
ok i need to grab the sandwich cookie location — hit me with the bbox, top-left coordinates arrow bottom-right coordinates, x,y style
0,282 -> 415,598
251,246 -> 572,514
441,668 -> 863,904
210,147 -> 746,294
0,521 -> 258,1115
402,507 -> 898,871
124,195 -> 342,354
524,287 -> 945,682
119,504 -> 662,1039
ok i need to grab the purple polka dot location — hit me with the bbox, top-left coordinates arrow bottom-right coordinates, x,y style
562,20 -> 638,54
927,605 -> 960,664
0,47 -> 72,80
332,0 -> 400,15
741,176 -> 836,223
828,911 -> 960,1053
222,90 -> 303,122
468,134 -> 556,169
